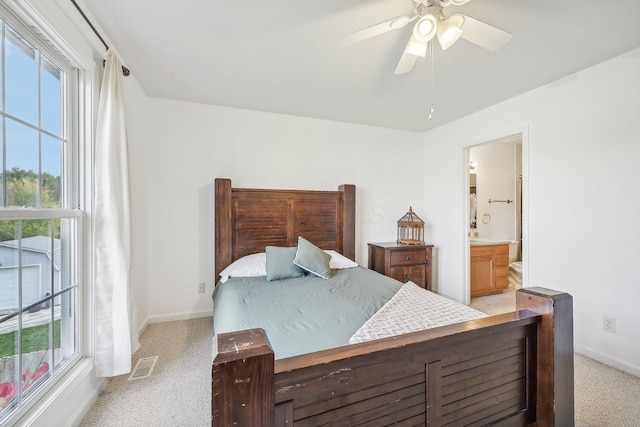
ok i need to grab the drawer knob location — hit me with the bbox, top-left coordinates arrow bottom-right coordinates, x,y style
405,255 -> 413,261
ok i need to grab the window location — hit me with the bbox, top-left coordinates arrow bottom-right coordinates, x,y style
0,13 -> 81,424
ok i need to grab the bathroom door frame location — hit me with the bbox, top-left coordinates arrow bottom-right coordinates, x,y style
463,126 -> 529,304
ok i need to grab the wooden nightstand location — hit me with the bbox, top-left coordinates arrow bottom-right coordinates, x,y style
368,242 -> 433,290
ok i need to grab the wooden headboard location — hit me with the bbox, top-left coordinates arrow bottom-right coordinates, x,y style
214,178 -> 356,280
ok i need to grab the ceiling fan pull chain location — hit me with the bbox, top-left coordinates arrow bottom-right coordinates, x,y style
428,40 -> 435,120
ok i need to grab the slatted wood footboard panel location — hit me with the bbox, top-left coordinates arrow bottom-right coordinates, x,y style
271,317 -> 537,427
439,336 -> 533,426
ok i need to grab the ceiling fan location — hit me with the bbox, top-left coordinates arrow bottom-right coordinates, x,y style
346,0 -> 512,74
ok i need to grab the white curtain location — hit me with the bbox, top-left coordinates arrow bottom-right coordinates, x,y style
94,51 -> 139,377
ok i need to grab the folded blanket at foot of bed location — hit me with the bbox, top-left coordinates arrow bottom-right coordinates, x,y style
349,281 -> 488,344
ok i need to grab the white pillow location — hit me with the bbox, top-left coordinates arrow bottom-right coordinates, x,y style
324,250 -> 359,269
219,253 -> 267,283
218,250 -> 358,283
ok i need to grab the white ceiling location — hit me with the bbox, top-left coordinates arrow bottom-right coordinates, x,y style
83,0 -> 640,132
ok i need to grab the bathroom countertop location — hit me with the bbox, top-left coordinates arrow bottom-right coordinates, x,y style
470,238 -> 512,246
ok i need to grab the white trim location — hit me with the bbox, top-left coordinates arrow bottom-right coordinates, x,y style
13,359 -> 106,427
143,311 -> 213,328
3,0 -> 101,70
134,312 -> 212,352
0,209 -> 82,220
6,0 -> 130,71
519,127 -> 530,288
77,62 -> 97,359
461,148 -> 471,305
0,1 -> 101,425
575,346 -> 640,378
137,318 -> 149,340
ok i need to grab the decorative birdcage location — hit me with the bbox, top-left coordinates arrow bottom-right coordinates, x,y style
397,206 -> 425,245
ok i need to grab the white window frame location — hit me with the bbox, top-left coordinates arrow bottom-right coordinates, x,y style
0,2 -> 98,424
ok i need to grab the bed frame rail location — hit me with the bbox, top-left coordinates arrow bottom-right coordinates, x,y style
212,287 -> 573,426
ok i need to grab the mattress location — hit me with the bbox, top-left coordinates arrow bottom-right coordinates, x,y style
213,266 -> 486,359
213,267 -> 402,359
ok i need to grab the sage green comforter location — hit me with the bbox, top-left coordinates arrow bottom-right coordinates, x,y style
212,267 -> 402,359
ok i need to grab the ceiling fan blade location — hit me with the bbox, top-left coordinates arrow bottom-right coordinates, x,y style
449,13 -> 512,51
394,36 -> 423,74
394,52 -> 418,74
439,0 -> 472,6
345,15 -> 412,45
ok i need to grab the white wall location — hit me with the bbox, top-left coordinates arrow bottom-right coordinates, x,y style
423,47 -> 640,376
124,96 -> 425,326
124,76 -> 152,332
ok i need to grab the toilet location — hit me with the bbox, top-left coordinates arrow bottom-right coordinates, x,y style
508,241 -> 522,288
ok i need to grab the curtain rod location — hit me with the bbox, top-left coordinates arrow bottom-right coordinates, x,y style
70,0 -> 130,76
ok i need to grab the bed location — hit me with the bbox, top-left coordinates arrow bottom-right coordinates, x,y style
211,178 -> 574,427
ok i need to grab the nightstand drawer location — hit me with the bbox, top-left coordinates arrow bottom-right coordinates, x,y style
389,249 -> 425,266
389,265 -> 426,287
368,242 -> 433,291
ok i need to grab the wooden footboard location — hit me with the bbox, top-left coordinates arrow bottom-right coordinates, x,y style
212,287 -> 573,427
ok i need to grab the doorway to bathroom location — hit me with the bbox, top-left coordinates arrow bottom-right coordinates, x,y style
468,134 -> 523,304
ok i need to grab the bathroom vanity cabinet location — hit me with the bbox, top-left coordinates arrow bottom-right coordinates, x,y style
470,243 -> 509,298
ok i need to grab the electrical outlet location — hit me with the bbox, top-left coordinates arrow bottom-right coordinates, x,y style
603,316 -> 616,333
198,282 -> 205,293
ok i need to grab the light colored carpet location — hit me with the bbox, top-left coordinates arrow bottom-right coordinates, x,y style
80,317 -> 212,427
470,288 -> 517,315
81,302 -> 640,426
574,353 -> 640,427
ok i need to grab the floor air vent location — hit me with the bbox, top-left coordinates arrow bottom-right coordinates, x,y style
128,356 -> 158,381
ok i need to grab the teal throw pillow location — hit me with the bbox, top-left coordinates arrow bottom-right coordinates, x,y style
265,246 -> 305,281
293,236 -> 333,279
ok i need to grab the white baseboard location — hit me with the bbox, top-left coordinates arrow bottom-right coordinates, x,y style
137,317 -> 149,338
138,310 -> 213,333
575,345 -> 640,378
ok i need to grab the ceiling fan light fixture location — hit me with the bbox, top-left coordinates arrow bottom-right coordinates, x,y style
436,18 -> 463,50
412,14 -> 437,42
450,0 -> 472,5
